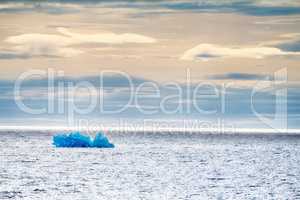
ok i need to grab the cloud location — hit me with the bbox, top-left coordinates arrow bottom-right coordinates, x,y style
261,33 -> 300,44
180,43 -> 300,61
260,33 -> 300,52
274,34 -> 300,52
0,2 -> 81,14
208,73 -> 272,80
0,73 -> 151,88
278,42 -> 300,52
0,73 -> 152,107
1,28 -> 156,59
0,51 -> 30,59
255,18 -> 300,25
56,27 -> 156,44
154,0 -> 300,16
1,74 -> 300,129
1,1 -> 300,16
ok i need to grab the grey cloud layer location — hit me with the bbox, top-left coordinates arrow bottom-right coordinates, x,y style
1,1 -> 300,16
208,73 -> 272,80
0,74 -> 299,117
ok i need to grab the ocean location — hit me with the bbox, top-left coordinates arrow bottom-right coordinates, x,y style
1,130 -> 300,199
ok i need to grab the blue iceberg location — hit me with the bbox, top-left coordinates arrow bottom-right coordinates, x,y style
92,132 -> 115,148
53,132 -> 114,148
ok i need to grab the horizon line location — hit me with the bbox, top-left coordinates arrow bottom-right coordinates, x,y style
0,125 -> 300,135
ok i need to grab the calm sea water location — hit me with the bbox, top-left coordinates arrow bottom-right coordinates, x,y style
1,131 -> 300,199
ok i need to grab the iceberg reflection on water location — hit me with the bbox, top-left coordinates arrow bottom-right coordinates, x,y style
53,132 -> 115,148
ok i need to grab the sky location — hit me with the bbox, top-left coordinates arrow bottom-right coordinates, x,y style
0,0 -> 300,131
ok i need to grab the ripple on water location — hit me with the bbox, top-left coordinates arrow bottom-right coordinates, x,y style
1,132 -> 300,199
0,191 -> 22,199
